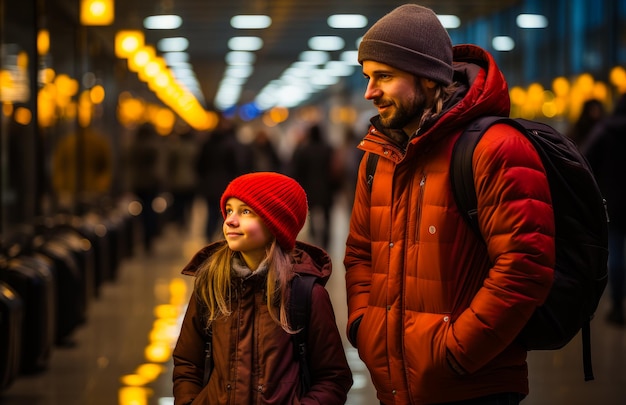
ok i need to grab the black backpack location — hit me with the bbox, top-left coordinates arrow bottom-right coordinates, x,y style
202,274 -> 316,391
365,116 -> 609,381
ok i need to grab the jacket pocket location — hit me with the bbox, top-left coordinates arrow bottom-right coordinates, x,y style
403,311 -> 457,385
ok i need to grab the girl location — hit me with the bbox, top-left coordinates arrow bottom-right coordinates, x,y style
172,172 -> 352,404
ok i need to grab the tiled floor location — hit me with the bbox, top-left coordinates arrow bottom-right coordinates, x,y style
1,196 -> 625,404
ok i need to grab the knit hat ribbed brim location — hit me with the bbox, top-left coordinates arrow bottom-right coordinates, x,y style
358,4 -> 453,85
220,172 -> 308,250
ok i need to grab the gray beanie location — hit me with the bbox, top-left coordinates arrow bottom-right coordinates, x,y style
358,4 -> 453,85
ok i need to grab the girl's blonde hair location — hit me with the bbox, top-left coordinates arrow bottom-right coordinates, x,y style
193,239 -> 296,333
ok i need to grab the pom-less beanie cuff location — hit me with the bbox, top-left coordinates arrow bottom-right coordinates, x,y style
220,172 -> 308,251
358,4 -> 454,85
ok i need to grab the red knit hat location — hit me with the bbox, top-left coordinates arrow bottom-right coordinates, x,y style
220,172 -> 308,250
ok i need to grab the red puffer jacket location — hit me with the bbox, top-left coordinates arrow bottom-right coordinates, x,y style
344,44 -> 555,404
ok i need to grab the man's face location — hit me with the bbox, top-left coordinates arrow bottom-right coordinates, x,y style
362,60 -> 427,134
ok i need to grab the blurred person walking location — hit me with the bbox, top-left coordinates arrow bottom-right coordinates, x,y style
583,93 -> 626,326
567,99 -> 606,148
246,129 -> 283,173
291,124 -> 336,249
127,123 -> 164,253
196,117 -> 247,242
167,129 -> 199,232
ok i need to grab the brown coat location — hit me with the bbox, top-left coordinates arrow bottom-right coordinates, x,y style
173,241 -> 352,404
344,45 -> 555,404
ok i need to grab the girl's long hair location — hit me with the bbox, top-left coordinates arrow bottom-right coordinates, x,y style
193,239 -> 296,333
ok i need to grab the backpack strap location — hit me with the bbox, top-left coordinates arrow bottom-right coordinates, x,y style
451,116 -> 597,381
365,152 -> 379,193
201,276 -> 317,391
450,116 -> 521,239
202,326 -> 213,386
290,274 -> 317,394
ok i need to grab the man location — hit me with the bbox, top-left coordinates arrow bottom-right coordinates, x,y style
344,4 -> 555,404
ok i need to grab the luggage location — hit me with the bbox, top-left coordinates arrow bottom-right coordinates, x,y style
0,281 -> 23,391
33,235 -> 87,344
0,252 -> 56,373
79,213 -> 114,286
45,224 -> 97,301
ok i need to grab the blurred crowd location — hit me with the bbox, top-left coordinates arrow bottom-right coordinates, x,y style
121,116 -> 363,252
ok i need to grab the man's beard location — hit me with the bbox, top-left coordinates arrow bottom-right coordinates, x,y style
377,90 -> 426,130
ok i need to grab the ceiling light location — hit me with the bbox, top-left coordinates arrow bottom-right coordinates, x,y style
492,36 -> 515,51
163,52 -> 189,65
308,36 -> 345,51
437,15 -> 461,29
143,15 -> 183,30
327,14 -> 368,29
230,15 -> 272,29
340,50 -> 360,66
225,65 -> 254,79
228,36 -> 264,51
324,61 -> 355,77
311,71 -> 340,86
516,14 -> 548,29
171,67 -> 196,79
157,37 -> 189,52
299,50 -> 330,65
225,51 -> 256,65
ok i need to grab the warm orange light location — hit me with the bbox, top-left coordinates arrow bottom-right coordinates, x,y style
14,107 -> 32,125
80,0 -> 114,26
90,84 -> 105,104
115,30 -> 144,58
37,30 -> 50,55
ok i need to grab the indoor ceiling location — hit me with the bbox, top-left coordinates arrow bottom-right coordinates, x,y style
91,0 -> 522,111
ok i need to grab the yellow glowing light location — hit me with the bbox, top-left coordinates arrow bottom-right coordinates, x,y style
16,52 -> 28,70
154,304 -> 178,319
509,86 -> 527,106
128,46 -> 155,72
14,107 -> 32,125
41,68 -> 56,84
552,76 -> 570,98
37,30 -> 50,55
573,73 -> 594,95
120,373 -> 148,387
135,363 -> 164,381
115,31 -> 144,58
118,386 -> 150,405
90,84 -> 105,104
610,66 -> 626,88
542,101 -> 557,118
80,0 -> 114,26
145,342 -> 171,363
3,103 -> 13,117
269,106 -> 289,123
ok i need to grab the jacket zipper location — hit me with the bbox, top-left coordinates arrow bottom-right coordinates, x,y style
414,174 -> 426,243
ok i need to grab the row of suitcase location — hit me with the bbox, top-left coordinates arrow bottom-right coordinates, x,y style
0,208 -> 139,392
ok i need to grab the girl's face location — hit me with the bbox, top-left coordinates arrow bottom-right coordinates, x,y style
223,197 -> 274,270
